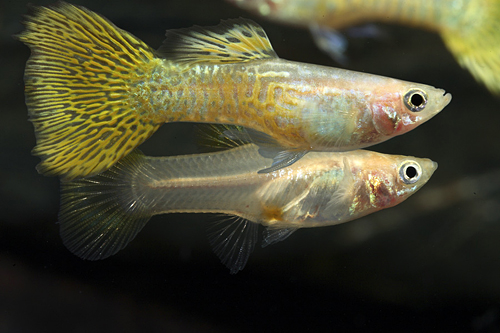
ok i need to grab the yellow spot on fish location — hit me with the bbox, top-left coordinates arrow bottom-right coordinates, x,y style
262,204 -> 283,222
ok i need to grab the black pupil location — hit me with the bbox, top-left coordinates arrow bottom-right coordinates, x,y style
405,166 -> 417,179
410,93 -> 424,107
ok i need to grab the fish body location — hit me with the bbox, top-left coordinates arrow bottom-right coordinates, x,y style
59,144 -> 437,273
18,3 -> 450,180
228,0 -> 500,94
135,58 -> 448,152
228,0 -> 466,30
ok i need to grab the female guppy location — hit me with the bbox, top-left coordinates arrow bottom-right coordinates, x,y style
59,144 -> 437,273
18,2 -> 450,180
228,0 -> 500,94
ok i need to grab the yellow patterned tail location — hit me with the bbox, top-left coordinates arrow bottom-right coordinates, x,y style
17,2 -> 162,180
441,1 -> 500,94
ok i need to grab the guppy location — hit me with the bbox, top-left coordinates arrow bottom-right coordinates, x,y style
59,143 -> 437,273
18,2 -> 450,181
228,0 -> 500,94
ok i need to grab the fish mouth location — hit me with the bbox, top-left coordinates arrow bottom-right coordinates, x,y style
425,159 -> 438,177
419,159 -> 438,184
425,89 -> 451,117
440,90 -> 452,109
431,161 -> 438,173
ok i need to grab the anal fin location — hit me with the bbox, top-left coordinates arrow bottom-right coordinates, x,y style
262,227 -> 298,248
208,216 -> 259,274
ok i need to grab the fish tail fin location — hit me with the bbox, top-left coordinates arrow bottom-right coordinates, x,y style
440,2 -> 500,94
17,2 -> 162,181
59,149 -> 152,260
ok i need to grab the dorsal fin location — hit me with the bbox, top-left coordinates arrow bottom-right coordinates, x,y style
158,18 -> 278,65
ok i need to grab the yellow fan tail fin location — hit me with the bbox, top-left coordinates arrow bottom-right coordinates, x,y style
17,2 -> 162,180
441,1 -> 500,94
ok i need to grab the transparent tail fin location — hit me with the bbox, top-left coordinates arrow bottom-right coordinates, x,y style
59,150 -> 151,260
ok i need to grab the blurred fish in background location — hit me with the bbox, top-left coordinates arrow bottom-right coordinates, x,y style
227,0 -> 500,94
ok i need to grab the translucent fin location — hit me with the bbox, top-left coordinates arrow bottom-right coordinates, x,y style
158,18 -> 278,65
207,216 -> 259,274
345,24 -> 384,39
196,124 -> 309,172
17,2 -> 161,180
324,157 -> 355,220
257,149 -> 308,174
223,127 -> 271,147
58,150 -> 151,260
299,98 -> 357,150
198,124 -> 252,150
221,127 -> 308,173
441,2 -> 500,94
262,227 -> 298,248
310,23 -> 385,65
309,24 -> 348,65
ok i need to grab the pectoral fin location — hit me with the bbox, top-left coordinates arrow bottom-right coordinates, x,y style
323,157 -> 355,220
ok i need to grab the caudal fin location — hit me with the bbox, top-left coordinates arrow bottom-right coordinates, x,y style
17,2 -> 162,180
441,2 -> 500,94
59,150 -> 151,260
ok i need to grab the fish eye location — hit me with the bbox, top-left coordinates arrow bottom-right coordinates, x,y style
404,88 -> 428,112
399,161 -> 422,184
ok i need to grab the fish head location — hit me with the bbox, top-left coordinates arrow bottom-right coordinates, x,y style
359,153 -> 438,211
370,83 -> 451,138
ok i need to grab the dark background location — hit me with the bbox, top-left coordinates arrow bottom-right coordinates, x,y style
2,0 -> 500,332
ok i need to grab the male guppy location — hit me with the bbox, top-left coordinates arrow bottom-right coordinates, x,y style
228,0 -> 500,94
18,2 -> 450,180
59,144 -> 437,273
